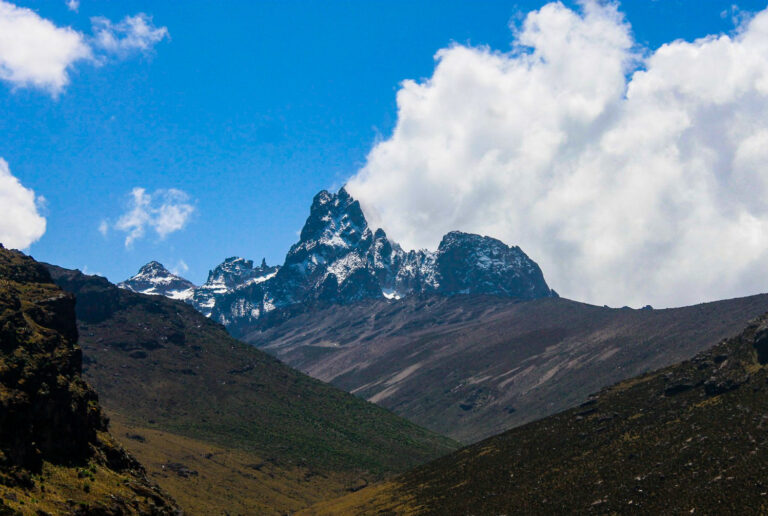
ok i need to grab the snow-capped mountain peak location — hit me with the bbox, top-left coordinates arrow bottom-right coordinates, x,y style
117,261 -> 197,301
434,231 -> 555,298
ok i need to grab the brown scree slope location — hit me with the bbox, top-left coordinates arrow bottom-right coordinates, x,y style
245,293 -> 768,442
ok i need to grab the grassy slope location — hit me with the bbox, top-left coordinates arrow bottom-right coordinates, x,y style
307,311 -> 768,515
0,431 -> 177,516
108,417 -> 367,516
46,265 -> 458,513
246,293 -> 768,442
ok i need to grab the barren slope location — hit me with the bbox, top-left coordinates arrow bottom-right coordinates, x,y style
245,293 -> 768,442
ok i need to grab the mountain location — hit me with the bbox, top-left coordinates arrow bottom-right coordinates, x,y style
47,264 -> 458,515
118,260 -> 196,301
209,187 -> 556,333
118,187 -> 555,330
306,310 -> 768,515
244,292 -> 768,443
0,246 -> 179,515
191,256 -> 278,316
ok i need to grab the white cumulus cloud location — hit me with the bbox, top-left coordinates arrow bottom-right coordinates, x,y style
0,1 -> 167,96
0,0 -> 91,94
347,1 -> 768,308
0,158 -> 46,250
113,187 -> 195,247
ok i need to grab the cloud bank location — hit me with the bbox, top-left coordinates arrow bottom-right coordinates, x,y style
348,1 -> 768,308
0,1 -> 168,95
0,159 -> 46,249
113,187 -> 195,247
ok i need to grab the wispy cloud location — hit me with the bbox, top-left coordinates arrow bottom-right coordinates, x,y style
348,1 -> 768,308
91,14 -> 169,57
0,1 -> 168,96
0,158 -> 46,249
65,0 -> 78,13
112,187 -> 195,247
170,259 -> 189,276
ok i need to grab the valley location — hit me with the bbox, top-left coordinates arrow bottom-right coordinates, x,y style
306,309 -> 768,514
4,2 -> 767,513
46,263 -> 458,514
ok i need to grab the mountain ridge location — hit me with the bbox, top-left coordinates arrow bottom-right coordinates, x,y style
118,186 -> 556,330
244,291 -> 768,443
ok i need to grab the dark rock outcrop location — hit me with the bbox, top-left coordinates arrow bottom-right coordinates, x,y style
0,246 -> 180,514
0,248 -> 103,470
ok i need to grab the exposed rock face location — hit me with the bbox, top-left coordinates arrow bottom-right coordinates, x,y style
0,246 -> 180,514
432,231 -> 554,299
192,257 -> 278,317
209,187 -> 557,332
118,261 -> 196,301
0,247 -> 100,470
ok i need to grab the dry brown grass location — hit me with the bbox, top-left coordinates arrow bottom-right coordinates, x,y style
0,433 -> 170,515
109,415 -> 370,515
297,481 -> 419,516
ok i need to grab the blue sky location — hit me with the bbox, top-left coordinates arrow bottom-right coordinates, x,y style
3,0 -> 768,303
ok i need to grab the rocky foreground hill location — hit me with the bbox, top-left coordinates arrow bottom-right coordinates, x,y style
0,245 -> 179,515
306,310 -> 768,515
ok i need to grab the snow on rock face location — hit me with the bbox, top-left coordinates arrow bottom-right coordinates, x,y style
123,188 -> 556,330
117,261 -> 197,301
192,257 -> 279,317
266,187 -> 384,307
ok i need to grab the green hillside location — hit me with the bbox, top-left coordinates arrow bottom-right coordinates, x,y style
46,264 -> 458,514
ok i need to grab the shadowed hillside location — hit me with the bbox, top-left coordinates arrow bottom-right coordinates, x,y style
46,264 -> 458,514
305,310 -> 768,514
245,293 -> 768,442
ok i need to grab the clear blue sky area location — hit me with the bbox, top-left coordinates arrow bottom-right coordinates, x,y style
4,0 -> 766,283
